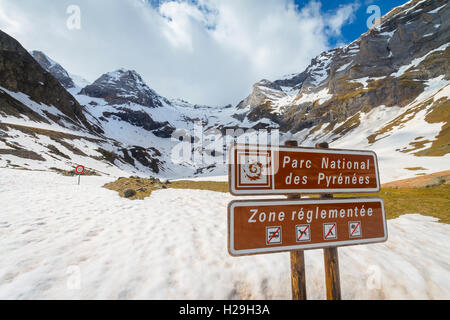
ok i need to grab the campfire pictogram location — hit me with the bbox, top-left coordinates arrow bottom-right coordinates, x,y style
243,161 -> 263,181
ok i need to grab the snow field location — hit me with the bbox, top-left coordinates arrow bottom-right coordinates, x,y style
0,169 -> 449,299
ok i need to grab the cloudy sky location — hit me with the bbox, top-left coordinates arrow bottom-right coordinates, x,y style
0,0 -> 405,106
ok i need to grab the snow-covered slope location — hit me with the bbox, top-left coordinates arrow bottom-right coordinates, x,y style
0,50 -> 271,178
71,70 -> 277,178
286,76 -> 450,182
0,169 -> 448,299
0,0 -> 449,301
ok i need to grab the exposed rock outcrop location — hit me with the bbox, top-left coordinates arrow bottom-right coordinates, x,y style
80,69 -> 167,107
238,0 -> 450,135
0,30 -> 93,131
30,50 -> 75,89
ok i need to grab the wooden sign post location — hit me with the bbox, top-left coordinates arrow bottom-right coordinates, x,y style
316,142 -> 341,300
227,141 -> 387,300
285,140 -> 306,300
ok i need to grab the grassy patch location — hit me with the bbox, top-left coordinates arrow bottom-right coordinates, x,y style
0,148 -> 46,161
50,167 -> 101,176
0,123 -> 103,143
332,113 -> 361,137
103,177 -> 171,200
415,98 -> 450,156
334,87 -> 368,102
367,103 -> 429,144
367,97 -> 449,155
400,139 -> 432,154
170,180 -> 229,193
47,144 -> 71,160
336,185 -> 450,224
95,148 -> 118,164
396,97 -> 450,156
103,177 -> 449,224
103,176 -> 228,200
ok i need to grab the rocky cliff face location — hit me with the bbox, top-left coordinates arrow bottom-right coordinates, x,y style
78,69 -> 176,136
0,30 -> 93,131
80,69 -> 167,107
0,31 -> 169,175
239,0 -> 449,134
30,50 -> 75,89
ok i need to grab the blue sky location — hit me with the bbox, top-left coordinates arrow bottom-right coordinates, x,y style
306,0 -> 406,45
0,0 -> 409,106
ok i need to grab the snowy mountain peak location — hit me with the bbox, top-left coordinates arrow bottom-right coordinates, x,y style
30,50 -> 75,89
80,68 -> 164,108
105,69 -> 145,84
30,50 -> 57,68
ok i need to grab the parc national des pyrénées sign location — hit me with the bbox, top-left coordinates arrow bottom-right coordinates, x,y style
228,197 -> 387,256
229,144 -> 381,195
227,143 -> 387,299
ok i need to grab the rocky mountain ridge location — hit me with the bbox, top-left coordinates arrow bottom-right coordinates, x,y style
0,43 -> 258,177
80,69 -> 168,108
30,50 -> 76,89
0,30 -> 93,132
0,0 -> 448,179
239,0 -> 449,137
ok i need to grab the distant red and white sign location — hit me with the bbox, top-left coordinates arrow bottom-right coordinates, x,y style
75,165 -> 85,175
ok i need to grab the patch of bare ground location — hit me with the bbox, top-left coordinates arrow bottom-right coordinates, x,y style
50,167 -> 101,176
103,176 -> 228,200
382,170 -> 450,188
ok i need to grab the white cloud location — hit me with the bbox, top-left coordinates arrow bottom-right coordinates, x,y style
0,0 -> 358,106
326,3 -> 360,36
159,1 -> 209,51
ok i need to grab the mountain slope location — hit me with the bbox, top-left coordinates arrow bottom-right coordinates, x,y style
72,68 -> 271,177
0,0 -> 448,181
0,30 -> 93,132
240,0 -> 449,156
0,33 -> 170,176
241,0 -> 449,129
232,0 -> 449,181
30,50 -> 76,89
0,34 -> 268,177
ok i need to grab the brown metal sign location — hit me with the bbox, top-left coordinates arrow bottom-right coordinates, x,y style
228,197 -> 387,256
228,144 -> 380,195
